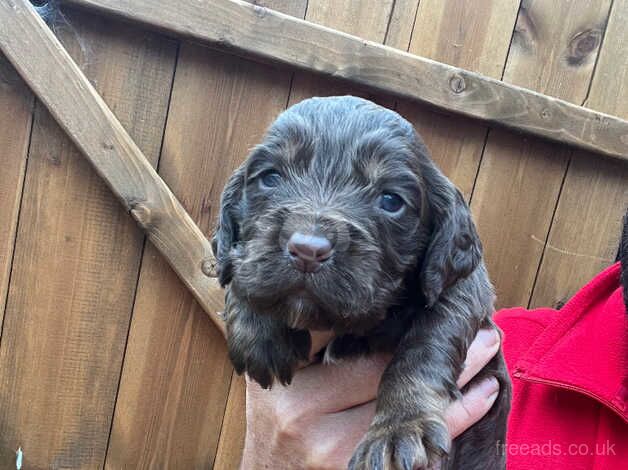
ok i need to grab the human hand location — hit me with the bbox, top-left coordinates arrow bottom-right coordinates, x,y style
241,328 -> 501,469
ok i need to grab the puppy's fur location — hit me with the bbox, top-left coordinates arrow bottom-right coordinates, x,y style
213,96 -> 511,469
618,209 -> 628,312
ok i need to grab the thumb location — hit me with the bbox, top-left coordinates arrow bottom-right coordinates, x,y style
445,376 -> 499,438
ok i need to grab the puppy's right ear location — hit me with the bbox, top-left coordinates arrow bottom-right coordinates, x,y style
212,165 -> 245,286
411,135 -> 482,307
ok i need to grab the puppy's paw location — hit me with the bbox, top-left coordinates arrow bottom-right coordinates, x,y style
229,327 -> 310,389
348,418 -> 450,470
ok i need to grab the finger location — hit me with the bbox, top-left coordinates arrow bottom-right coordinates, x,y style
457,329 -> 500,388
288,354 -> 390,413
446,376 -> 500,438
307,401 -> 377,469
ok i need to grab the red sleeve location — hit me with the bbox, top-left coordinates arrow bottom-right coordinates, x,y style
494,307 -> 555,374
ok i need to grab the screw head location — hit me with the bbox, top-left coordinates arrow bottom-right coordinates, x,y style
449,74 -> 466,93
201,258 -> 218,278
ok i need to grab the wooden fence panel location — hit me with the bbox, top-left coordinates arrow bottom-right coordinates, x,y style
0,60 -> 32,339
0,1 -> 625,468
213,373 -> 247,469
397,0 -> 521,199
106,1 -> 305,467
0,11 -> 177,468
286,0 -> 415,106
530,0 -> 628,308
470,0 -> 613,308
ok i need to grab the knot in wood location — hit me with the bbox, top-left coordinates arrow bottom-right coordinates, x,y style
201,258 -> 218,278
129,200 -> 153,229
540,108 -> 551,120
566,29 -> 601,66
449,74 -> 466,94
252,4 -> 268,18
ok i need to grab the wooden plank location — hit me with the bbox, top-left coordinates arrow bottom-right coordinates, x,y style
65,0 -> 628,161
213,373 -> 247,469
0,58 -> 33,334
287,0 -> 410,106
107,1 -> 305,467
385,0 -> 421,51
308,0 -> 394,41
411,0 -> 521,78
397,0 -> 520,199
0,0 -> 226,333
0,8 -> 177,468
470,0 -> 613,308
530,0 -> 628,308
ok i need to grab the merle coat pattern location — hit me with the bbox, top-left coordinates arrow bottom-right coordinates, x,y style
212,96 -> 511,469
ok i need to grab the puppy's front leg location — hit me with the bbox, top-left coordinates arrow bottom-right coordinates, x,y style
225,290 -> 311,389
349,290 -> 480,469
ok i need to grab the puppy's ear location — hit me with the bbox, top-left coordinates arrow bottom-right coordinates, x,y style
212,165 -> 245,286
420,175 -> 482,307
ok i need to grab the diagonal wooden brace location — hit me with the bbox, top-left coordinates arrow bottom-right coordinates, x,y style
0,0 -> 226,335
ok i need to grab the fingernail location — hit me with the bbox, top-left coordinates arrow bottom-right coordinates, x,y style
478,328 -> 499,348
480,376 -> 500,398
486,392 -> 499,408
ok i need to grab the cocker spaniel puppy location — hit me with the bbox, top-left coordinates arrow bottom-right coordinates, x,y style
213,96 -> 511,469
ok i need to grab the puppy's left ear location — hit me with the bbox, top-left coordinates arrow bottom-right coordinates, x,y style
212,165 -> 245,287
420,185 -> 482,307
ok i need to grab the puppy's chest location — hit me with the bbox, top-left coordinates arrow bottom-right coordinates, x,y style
320,304 -> 420,362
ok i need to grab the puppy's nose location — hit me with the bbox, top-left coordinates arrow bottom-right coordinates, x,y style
287,232 -> 332,272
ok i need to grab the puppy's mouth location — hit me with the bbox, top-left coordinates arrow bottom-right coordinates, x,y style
290,257 -> 325,273
233,257 -> 349,326
245,282 -> 337,330
231,230 -> 390,330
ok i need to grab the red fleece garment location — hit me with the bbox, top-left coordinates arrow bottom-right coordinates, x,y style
495,262 -> 627,469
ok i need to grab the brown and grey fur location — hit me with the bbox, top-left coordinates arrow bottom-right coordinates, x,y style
212,96 -> 511,469
618,209 -> 628,312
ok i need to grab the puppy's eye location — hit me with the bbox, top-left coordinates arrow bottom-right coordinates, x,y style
259,169 -> 282,189
379,192 -> 404,213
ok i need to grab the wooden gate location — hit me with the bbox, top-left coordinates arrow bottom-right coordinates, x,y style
0,0 -> 626,468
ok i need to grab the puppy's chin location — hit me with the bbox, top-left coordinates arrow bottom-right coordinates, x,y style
281,294 -> 336,330
231,268 -> 393,333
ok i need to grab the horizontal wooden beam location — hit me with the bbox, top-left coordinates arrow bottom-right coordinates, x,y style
62,0 -> 628,161
0,0 -> 226,335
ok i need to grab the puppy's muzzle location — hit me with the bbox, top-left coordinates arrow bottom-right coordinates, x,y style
287,232 -> 333,272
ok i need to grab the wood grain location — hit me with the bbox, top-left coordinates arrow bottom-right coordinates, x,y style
65,0 -> 628,161
385,0 -> 421,51
0,58 -> 33,334
108,0 -> 305,467
0,0 -> 226,333
470,0 -> 613,308
287,0 -> 412,106
213,373 -> 247,469
397,0 -> 520,199
530,0 -> 628,308
0,8 -> 177,468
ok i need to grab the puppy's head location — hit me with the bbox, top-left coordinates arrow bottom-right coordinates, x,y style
213,96 -> 481,331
